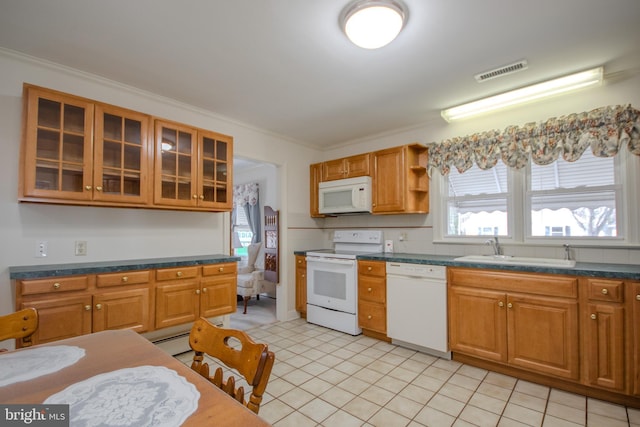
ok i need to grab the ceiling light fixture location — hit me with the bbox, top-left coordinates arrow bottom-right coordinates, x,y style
341,0 -> 407,49
441,67 -> 604,122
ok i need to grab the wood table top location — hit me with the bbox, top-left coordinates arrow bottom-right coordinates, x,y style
0,329 -> 271,426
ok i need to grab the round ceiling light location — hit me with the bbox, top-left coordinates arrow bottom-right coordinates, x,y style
341,0 -> 407,49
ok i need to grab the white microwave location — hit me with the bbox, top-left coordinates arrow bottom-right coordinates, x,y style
318,176 -> 372,214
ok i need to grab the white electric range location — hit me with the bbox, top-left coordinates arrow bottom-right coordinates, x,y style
305,230 -> 383,335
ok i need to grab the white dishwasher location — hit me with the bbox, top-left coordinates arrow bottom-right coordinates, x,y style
386,262 -> 451,359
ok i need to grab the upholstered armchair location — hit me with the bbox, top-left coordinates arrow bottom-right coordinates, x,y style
237,242 -> 275,314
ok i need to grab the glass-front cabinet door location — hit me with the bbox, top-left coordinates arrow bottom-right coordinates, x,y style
154,120 -> 198,207
198,130 -> 233,210
22,87 -> 94,200
94,105 -> 151,204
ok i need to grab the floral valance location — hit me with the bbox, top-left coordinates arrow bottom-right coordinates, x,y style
427,104 -> 640,176
233,182 -> 259,207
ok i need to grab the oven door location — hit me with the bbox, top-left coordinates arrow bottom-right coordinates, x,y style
306,256 -> 357,314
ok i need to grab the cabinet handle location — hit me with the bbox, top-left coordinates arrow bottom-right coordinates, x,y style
95,304 -> 102,310
367,315 -> 372,319
498,301 -> 504,307
507,303 -> 513,309
195,289 -> 200,295
84,305 -> 91,311
637,294 -> 640,301
95,186 -> 103,191
367,266 -> 372,271
192,194 -> 198,199
85,185 -> 92,191
367,287 -> 372,292
219,267 -> 224,272
121,276 -> 128,282
53,282 -> 61,290
591,313 -> 597,320
298,259 -> 302,264
202,288 -> 207,293
301,274 -> 305,278
176,271 -> 183,277
601,288 -> 608,295
199,195 -> 204,200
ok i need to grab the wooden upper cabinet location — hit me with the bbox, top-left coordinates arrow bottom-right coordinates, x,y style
323,153 -> 370,181
198,130 -> 232,210
21,85 -> 94,201
93,104 -> 151,204
20,84 -> 232,212
154,121 -> 233,210
309,163 -> 324,218
372,143 -> 428,214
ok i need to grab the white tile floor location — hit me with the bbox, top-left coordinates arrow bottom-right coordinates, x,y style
176,318 -> 640,427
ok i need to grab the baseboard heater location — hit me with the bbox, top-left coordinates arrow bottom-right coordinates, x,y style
148,318 -> 225,356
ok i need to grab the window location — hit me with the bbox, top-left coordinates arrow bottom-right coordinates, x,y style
441,149 -> 631,244
233,207 -> 254,258
528,149 -> 619,238
445,162 -> 510,237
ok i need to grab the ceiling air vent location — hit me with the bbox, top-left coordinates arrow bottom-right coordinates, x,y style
474,60 -> 528,82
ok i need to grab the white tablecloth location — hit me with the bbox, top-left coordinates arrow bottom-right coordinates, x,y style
0,345 -> 85,387
44,365 -> 200,427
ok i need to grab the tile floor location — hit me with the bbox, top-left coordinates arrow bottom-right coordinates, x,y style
176,318 -> 640,427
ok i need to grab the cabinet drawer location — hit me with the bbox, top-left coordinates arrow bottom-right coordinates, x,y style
358,277 -> 386,303
358,301 -> 386,333
448,268 -> 578,298
202,263 -> 237,277
358,261 -> 386,277
156,266 -> 199,281
586,278 -> 624,303
20,276 -> 90,295
96,270 -> 150,288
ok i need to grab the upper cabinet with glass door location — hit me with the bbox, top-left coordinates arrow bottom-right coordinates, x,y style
154,120 -> 233,211
21,86 -> 94,201
20,85 -> 151,206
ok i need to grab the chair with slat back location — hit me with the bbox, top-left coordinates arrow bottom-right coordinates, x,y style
189,318 -> 275,414
0,308 -> 39,351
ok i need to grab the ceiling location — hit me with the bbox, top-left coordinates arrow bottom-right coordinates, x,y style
1,1 -> 639,150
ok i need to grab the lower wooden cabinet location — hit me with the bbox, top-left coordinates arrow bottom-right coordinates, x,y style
582,278 -> 626,392
155,263 -> 237,329
295,255 -> 307,317
357,260 -> 387,338
93,288 -> 151,333
631,282 -> 640,397
201,263 -> 237,318
19,294 -> 92,345
449,267 -> 640,406
448,268 -> 580,381
16,262 -> 237,347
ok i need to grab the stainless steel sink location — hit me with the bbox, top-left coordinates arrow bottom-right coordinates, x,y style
453,254 -> 576,268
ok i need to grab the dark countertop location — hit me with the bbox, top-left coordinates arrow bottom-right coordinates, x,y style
9,254 -> 241,279
296,250 -> 640,280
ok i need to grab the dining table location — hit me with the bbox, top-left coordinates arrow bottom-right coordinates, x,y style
0,329 -> 272,426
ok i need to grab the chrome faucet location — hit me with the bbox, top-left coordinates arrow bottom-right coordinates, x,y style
486,237 -> 502,256
563,244 -> 571,261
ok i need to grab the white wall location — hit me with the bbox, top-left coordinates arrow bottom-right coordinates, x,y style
0,50 -> 322,326
319,70 -> 640,265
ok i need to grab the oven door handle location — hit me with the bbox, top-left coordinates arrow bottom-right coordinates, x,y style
306,256 -> 355,266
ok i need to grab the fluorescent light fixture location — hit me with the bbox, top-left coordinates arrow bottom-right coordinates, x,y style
341,0 -> 407,49
441,67 -> 603,122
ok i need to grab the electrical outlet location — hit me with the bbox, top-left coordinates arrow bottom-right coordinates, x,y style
36,240 -> 48,257
75,240 -> 87,256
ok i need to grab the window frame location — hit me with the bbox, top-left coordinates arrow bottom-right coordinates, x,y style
435,149 -> 638,247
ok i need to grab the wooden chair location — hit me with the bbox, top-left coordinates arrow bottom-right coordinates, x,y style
0,307 -> 39,351
189,318 -> 275,414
